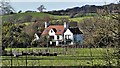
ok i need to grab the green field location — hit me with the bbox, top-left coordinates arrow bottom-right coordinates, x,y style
69,17 -> 91,22
1,48 -> 118,66
2,12 -> 94,23
2,12 -> 68,22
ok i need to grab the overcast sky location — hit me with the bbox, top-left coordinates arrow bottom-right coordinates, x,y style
8,0 -> 118,12
10,0 -> 118,2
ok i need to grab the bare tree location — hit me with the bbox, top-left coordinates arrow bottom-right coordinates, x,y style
0,0 -> 15,15
37,5 -> 46,12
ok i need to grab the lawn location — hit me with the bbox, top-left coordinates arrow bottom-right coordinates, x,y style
1,47 -> 118,66
2,59 -> 118,66
4,47 -> 115,57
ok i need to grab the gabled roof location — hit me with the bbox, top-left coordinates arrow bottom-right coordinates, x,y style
69,27 -> 83,34
41,25 -> 65,35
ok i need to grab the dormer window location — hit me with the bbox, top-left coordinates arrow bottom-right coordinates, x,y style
51,30 -> 53,33
58,29 -> 61,32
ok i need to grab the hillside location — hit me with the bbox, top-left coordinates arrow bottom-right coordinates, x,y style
2,12 -> 69,23
2,12 -> 93,23
47,3 -> 120,15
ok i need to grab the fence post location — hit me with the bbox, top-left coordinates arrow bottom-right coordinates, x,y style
10,41 -> 13,68
26,46 -> 27,68
10,48 -> 12,67
89,46 -> 93,66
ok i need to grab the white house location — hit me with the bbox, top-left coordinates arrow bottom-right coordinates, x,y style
41,22 -> 83,46
64,27 -> 83,45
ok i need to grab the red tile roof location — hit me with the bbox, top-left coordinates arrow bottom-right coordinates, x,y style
42,25 -> 65,35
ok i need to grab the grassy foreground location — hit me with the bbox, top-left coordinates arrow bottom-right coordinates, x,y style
1,48 -> 118,66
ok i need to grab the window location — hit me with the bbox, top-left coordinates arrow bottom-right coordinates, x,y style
65,35 -> 67,39
68,35 -> 71,39
50,36 -> 54,41
51,30 -> 53,33
57,35 -> 59,39
58,29 -> 61,32
65,35 -> 71,39
65,35 -> 72,44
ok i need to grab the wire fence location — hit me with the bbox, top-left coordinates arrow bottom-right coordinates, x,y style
1,45 -> 119,67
